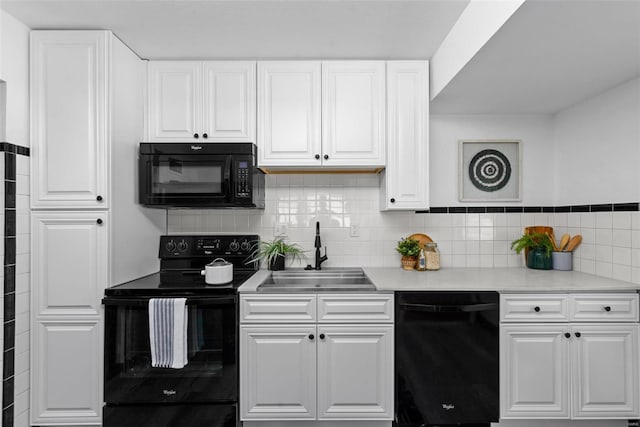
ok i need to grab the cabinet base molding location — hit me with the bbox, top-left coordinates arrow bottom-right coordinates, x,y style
243,422 -> 391,427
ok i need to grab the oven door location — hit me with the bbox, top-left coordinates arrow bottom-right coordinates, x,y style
103,295 -> 237,404
139,153 -> 232,206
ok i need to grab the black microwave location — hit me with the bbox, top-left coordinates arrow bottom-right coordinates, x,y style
138,143 -> 264,208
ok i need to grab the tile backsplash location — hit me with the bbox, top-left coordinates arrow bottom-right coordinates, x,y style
168,174 -> 640,285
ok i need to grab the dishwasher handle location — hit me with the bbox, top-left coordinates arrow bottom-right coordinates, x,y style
398,302 -> 498,313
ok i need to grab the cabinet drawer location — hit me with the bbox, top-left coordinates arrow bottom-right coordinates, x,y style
570,293 -> 639,322
240,295 -> 316,323
501,294 -> 569,322
318,294 -> 394,323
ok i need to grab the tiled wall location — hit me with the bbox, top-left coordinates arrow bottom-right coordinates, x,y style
168,175 -> 640,285
1,144 -> 30,427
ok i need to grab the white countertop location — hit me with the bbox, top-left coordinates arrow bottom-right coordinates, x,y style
237,267 -> 640,293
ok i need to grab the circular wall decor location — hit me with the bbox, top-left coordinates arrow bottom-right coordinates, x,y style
468,149 -> 512,192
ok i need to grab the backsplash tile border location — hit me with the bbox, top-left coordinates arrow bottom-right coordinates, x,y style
418,202 -> 639,214
0,143 -> 28,427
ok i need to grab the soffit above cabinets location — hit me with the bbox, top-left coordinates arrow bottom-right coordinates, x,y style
0,0 -> 469,60
431,0 -> 640,115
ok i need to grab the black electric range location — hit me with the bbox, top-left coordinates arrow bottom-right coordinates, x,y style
102,234 -> 259,427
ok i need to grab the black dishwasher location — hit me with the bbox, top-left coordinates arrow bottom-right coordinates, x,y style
394,291 -> 499,427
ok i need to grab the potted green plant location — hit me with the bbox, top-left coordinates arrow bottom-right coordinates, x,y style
396,237 -> 421,270
247,238 -> 306,271
511,232 -> 554,270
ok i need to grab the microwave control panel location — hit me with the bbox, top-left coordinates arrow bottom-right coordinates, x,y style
235,159 -> 250,198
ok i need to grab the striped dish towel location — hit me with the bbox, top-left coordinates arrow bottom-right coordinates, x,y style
149,298 -> 188,369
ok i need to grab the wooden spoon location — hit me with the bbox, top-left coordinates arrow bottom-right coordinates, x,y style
558,233 -> 571,251
546,232 -> 559,251
564,235 -> 582,252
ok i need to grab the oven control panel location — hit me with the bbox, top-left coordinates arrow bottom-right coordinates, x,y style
159,235 -> 260,258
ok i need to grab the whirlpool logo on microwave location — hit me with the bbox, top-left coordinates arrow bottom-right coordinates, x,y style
190,145 -> 203,150
442,404 -> 455,411
163,389 -> 177,396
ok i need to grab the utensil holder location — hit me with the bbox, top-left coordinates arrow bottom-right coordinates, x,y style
552,251 -> 573,271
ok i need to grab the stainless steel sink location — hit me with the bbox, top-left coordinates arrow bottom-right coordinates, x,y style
257,268 -> 376,292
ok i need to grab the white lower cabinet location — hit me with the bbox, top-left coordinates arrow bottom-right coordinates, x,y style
241,326 -> 317,419
240,294 -> 394,422
501,293 -> 640,420
317,325 -> 393,419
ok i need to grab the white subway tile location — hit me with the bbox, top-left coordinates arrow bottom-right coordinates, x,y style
567,213 -> 580,228
633,230 -> 640,249
452,241 -> 466,255
580,259 -> 596,274
612,229 -> 632,247
580,213 -> 596,228
16,174 -> 30,195
612,247 -> 632,266
466,254 -> 480,267
16,154 -> 29,176
451,255 -> 466,267
480,254 -> 493,268
493,227 -> 508,241
506,213 -> 522,227
595,212 -> 613,229
479,241 -> 493,254
632,267 -> 640,284
595,228 -> 613,246
613,265 -> 632,282
479,214 -> 493,227
595,261 -> 613,278
466,227 -> 480,241
633,249 -> 640,268
632,212 -> 640,230
493,213 -> 507,227
479,227 -> 493,241
578,243 -> 595,260
613,212 -> 632,229
595,245 -> 613,263
465,214 -> 480,227
465,241 -> 480,255
580,228 -> 595,244
494,255 -> 508,267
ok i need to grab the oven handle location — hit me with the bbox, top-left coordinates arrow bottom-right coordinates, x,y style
398,302 -> 498,313
102,296 -> 236,307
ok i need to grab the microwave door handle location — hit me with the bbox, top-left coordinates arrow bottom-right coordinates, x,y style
224,157 -> 232,199
398,302 -> 498,313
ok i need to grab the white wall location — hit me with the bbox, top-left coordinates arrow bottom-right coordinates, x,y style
553,77 -> 640,205
0,10 -> 30,146
430,114 -> 554,206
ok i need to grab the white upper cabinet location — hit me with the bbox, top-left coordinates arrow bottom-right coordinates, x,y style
30,31 -> 109,209
257,61 -> 322,166
258,61 -> 385,168
147,61 -> 256,142
147,61 -> 201,140
322,61 -> 386,167
381,61 -> 429,210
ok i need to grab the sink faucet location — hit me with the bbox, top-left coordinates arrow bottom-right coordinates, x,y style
306,221 -> 328,270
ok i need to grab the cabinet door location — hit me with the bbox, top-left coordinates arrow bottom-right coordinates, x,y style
322,61 -> 385,167
202,61 -> 256,141
500,325 -> 570,419
317,325 -> 393,420
257,61 -> 322,167
382,61 -> 429,210
240,325 -> 316,420
30,31 -> 109,208
147,61 -> 201,141
31,320 -> 102,425
572,324 -> 639,418
32,211 -> 108,317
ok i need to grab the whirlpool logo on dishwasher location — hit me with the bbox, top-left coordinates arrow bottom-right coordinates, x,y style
442,404 -> 455,411
163,389 -> 177,396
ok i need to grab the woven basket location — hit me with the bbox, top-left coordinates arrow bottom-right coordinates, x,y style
401,256 -> 417,271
